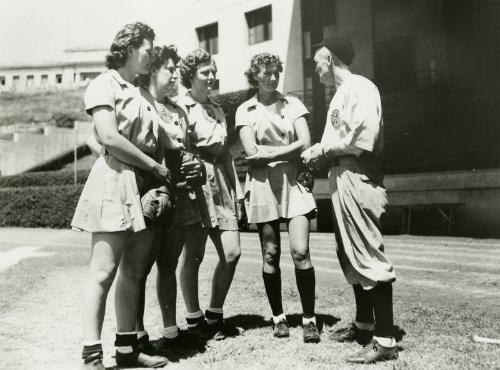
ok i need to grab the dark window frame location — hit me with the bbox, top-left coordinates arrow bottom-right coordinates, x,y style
196,22 -> 219,55
245,5 -> 273,45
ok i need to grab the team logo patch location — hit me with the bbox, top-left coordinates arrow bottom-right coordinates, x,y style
158,104 -> 174,123
331,109 -> 340,128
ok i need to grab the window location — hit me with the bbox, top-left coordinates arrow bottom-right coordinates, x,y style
41,75 -> 48,86
246,5 -> 272,44
12,76 -> 20,88
56,74 -> 62,84
0,76 -> 5,86
26,75 -> 34,87
196,23 -> 218,55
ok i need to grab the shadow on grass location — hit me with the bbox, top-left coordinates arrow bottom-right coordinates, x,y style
226,313 -> 340,333
149,334 -> 208,363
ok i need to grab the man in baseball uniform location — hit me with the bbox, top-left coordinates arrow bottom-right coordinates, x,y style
301,36 -> 398,364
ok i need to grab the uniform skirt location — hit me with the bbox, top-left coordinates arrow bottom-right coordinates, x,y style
244,161 -> 317,224
329,157 -> 396,289
71,155 -> 146,233
174,160 -> 238,231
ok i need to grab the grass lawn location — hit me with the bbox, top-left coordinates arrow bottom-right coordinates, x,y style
0,229 -> 499,369
0,88 -> 86,127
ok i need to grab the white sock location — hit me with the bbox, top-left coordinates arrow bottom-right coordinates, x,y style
137,330 -> 148,339
186,310 -> 204,328
116,331 -> 136,354
206,307 -> 223,325
163,325 -> 179,339
82,340 -> 101,346
354,321 -> 375,331
373,336 -> 397,348
272,313 -> 287,324
207,307 -> 223,314
186,310 -> 204,319
303,316 -> 316,325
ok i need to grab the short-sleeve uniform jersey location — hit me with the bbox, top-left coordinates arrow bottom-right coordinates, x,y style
72,69 -> 166,233
177,92 -> 238,230
322,71 -> 396,289
235,93 -> 316,223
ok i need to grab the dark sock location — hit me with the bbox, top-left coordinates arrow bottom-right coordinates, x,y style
82,343 -> 103,363
263,269 -> 284,316
371,283 -> 394,338
114,333 -> 137,350
205,309 -> 223,322
295,267 -> 316,318
186,315 -> 205,326
353,284 -> 374,325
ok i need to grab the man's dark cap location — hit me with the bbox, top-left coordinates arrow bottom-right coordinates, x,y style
315,36 -> 354,65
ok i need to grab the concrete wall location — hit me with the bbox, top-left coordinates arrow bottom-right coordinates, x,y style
312,169 -> 500,238
0,121 -> 92,176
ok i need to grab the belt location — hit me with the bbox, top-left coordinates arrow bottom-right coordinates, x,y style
331,155 -> 357,167
331,152 -> 376,167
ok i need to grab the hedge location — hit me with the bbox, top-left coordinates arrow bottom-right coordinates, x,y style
0,169 -> 90,188
0,185 -> 83,228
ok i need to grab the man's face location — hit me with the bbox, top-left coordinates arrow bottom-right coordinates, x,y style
314,47 -> 334,85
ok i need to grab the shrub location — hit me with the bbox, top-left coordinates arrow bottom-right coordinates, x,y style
0,185 -> 84,228
0,169 -> 90,188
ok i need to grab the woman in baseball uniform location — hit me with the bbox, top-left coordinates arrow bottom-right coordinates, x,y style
73,23 -> 184,369
236,52 -> 319,343
172,48 -> 244,340
131,44 -> 207,355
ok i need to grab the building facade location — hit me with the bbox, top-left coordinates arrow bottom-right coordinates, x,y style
0,48 -> 105,92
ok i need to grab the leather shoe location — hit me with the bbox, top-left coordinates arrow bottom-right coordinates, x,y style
81,352 -> 105,370
329,323 -> 373,345
115,350 -> 168,368
346,339 -> 398,364
273,319 -> 290,338
303,322 -> 321,343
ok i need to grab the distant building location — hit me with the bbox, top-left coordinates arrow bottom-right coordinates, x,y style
0,47 -> 105,92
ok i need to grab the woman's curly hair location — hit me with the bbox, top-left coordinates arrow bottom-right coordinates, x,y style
245,52 -> 283,87
136,45 -> 180,86
105,22 -> 155,69
149,45 -> 180,73
178,48 -> 217,88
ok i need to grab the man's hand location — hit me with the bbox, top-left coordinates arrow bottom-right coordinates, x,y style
301,143 -> 325,170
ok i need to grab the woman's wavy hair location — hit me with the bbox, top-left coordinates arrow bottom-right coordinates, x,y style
105,22 -> 155,69
178,48 -> 217,89
137,45 -> 180,86
245,52 -> 283,87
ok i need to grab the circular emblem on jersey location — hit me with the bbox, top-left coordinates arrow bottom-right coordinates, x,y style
201,104 -> 217,122
158,104 -> 174,123
331,109 -> 340,129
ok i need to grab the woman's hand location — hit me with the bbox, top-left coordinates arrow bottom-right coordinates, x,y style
245,148 -> 274,164
153,163 -> 173,185
181,159 -> 202,181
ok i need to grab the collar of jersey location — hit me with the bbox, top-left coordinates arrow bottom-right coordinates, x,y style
246,91 -> 288,109
182,91 -> 220,107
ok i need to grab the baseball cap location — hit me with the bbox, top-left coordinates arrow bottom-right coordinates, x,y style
314,36 -> 354,65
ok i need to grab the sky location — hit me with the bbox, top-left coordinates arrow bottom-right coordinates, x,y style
0,0 -> 185,66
